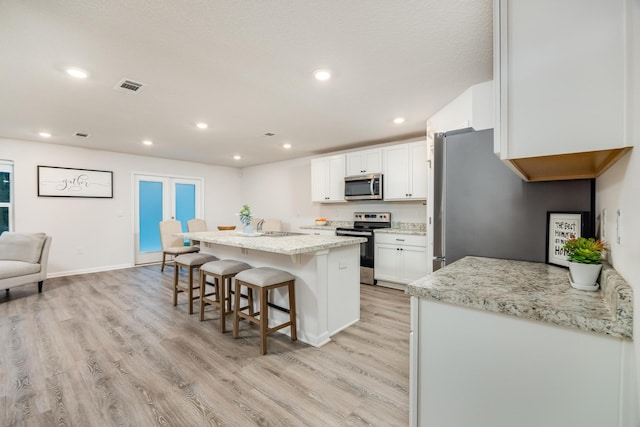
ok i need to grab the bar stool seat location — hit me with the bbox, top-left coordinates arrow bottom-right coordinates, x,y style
232,267 -> 297,355
199,259 -> 252,332
173,253 -> 218,314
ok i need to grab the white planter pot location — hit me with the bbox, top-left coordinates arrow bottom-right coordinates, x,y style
568,262 -> 602,291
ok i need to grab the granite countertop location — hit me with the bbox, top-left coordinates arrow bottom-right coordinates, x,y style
406,256 -> 633,340
181,231 -> 366,255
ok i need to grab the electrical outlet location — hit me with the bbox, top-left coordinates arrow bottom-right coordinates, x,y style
616,209 -> 621,244
601,209 -> 607,239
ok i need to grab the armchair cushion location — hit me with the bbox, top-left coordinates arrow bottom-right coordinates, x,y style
0,232 -> 46,263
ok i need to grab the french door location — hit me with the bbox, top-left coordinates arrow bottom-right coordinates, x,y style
134,174 -> 202,265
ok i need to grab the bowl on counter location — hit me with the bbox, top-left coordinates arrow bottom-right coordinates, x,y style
315,219 -> 328,226
217,225 -> 236,231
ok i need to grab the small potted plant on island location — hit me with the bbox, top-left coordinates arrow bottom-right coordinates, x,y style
563,236 -> 608,291
238,204 -> 253,233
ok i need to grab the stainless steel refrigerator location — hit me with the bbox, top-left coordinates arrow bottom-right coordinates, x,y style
431,128 -> 594,272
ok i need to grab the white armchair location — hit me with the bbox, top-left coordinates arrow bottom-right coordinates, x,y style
0,232 -> 53,294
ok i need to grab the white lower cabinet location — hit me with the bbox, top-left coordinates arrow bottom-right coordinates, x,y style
375,233 -> 427,284
410,297 -> 628,427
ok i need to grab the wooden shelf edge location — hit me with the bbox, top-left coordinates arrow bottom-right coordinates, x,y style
507,147 -> 633,182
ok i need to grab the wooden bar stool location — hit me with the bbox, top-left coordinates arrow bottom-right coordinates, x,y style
199,259 -> 252,332
232,267 -> 297,355
173,253 -> 218,314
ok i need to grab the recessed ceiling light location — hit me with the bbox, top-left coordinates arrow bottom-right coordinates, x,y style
393,117 -> 406,124
142,140 -> 153,146
196,122 -> 208,129
233,155 -> 241,160
283,143 -> 292,149
39,132 -> 52,138
313,69 -> 332,81
66,68 -> 89,79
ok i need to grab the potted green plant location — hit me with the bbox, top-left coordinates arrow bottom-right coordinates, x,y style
238,204 -> 253,233
563,236 -> 608,290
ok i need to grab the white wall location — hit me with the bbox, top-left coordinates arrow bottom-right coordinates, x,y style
240,156 -> 426,231
595,1 -> 640,423
2,137 -> 427,276
1,137 -> 243,277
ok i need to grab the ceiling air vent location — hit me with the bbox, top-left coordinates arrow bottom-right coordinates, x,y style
114,78 -> 145,94
74,132 -> 89,138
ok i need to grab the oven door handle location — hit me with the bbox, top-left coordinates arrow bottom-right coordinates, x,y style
337,230 -> 372,237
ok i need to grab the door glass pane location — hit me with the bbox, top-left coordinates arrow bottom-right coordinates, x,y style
0,207 -> 8,233
175,183 -> 196,231
139,181 -> 163,252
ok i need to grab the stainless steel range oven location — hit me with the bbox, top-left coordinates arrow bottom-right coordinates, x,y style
336,212 -> 391,285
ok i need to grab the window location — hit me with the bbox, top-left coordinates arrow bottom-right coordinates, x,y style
0,161 -> 13,233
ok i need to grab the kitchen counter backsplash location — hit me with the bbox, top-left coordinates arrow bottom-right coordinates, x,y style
300,221 -> 352,230
301,221 -> 426,233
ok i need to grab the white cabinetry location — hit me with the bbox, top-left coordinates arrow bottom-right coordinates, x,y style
375,233 -> 427,284
426,80 -> 493,139
345,148 -> 383,176
383,141 -> 427,201
311,155 -> 346,203
494,0 -> 632,181
411,297 -> 627,426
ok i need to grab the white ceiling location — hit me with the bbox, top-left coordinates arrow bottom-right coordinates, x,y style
0,0 -> 493,167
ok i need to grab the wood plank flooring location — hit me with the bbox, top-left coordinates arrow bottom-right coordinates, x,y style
0,266 -> 410,426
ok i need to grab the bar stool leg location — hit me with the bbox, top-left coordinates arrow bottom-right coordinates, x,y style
288,281 -> 297,342
233,280 -> 242,338
173,263 -> 179,306
187,266 -> 194,314
219,277 -> 227,333
260,287 -> 268,355
199,269 -> 206,321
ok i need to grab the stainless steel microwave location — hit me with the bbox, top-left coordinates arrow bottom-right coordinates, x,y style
344,174 -> 383,201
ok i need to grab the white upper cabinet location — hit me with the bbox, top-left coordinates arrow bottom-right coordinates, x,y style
383,141 -> 427,201
345,148 -> 383,176
311,154 -> 346,203
426,80 -> 494,139
494,0 -> 632,181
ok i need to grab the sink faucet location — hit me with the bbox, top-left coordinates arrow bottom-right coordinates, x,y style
256,219 -> 265,231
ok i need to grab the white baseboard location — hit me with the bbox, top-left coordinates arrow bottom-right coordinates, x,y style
47,263 -> 134,278
375,280 -> 407,291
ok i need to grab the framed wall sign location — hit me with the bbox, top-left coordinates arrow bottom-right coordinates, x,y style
546,211 -> 590,267
38,166 -> 113,198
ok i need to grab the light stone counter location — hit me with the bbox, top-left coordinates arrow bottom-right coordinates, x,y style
182,230 -> 365,258
406,256 -> 632,340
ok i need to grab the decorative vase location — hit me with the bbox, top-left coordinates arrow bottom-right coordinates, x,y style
568,262 -> 602,291
242,223 -> 253,234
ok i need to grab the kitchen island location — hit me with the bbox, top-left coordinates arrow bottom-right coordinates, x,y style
406,256 -> 633,427
180,230 -> 367,347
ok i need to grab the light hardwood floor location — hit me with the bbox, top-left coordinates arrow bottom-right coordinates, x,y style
0,265 -> 410,426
